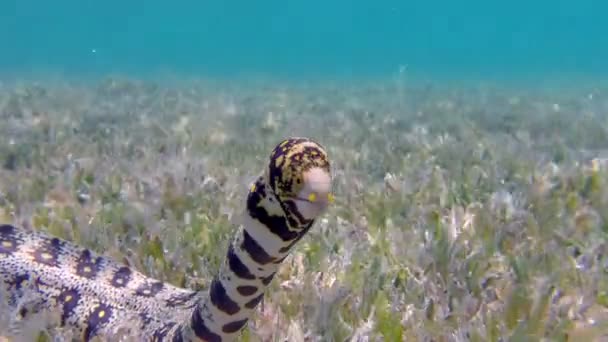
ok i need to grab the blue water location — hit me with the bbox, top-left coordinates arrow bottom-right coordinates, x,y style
1,0 -> 606,80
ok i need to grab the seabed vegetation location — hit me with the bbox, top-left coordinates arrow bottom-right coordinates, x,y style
0,76 -> 607,341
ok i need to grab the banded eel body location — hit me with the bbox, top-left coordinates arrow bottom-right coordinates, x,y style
0,137 -> 333,341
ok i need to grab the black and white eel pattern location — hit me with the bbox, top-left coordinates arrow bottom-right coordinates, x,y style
0,137 -> 333,341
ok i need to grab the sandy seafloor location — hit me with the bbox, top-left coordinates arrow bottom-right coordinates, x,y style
0,74 -> 607,341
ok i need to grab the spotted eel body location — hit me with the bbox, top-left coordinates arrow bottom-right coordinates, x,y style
0,137 -> 333,341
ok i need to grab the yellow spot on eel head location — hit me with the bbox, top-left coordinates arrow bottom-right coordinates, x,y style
2,240 -> 12,248
98,310 -> 106,318
307,193 -> 317,202
83,266 -> 92,273
250,183 -> 256,193
65,295 -> 73,302
41,252 -> 53,260
327,193 -> 335,203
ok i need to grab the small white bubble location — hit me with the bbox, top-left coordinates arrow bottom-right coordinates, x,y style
91,49 -> 97,53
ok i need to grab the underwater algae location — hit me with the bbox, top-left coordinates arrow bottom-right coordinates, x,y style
0,76 -> 607,341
